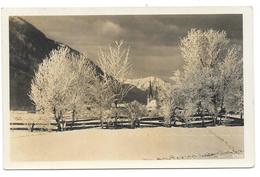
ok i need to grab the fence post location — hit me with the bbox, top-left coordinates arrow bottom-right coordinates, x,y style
31,123 -> 35,132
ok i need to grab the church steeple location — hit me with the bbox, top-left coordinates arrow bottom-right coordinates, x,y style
148,80 -> 153,99
146,79 -> 159,112
147,80 -> 153,105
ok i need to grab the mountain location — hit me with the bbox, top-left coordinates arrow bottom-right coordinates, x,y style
123,84 -> 147,104
9,17 -> 103,110
125,76 -> 171,91
124,77 -> 172,104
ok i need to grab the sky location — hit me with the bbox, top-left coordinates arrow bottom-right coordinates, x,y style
23,14 -> 242,81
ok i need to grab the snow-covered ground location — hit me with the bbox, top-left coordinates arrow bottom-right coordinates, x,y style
9,126 -> 243,161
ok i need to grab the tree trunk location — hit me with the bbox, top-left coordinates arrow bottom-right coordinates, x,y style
98,100 -> 102,129
55,110 -> 64,131
114,101 -> 118,129
31,123 -> 35,132
54,107 -> 61,131
219,115 -> 223,125
213,105 -> 218,126
60,111 -> 64,131
100,118 -> 104,129
130,113 -> 136,129
184,119 -> 188,128
130,118 -> 135,129
71,109 -> 75,130
240,112 -> 244,126
212,115 -> 217,126
136,118 -> 140,127
56,118 -> 61,131
201,114 -> 205,127
164,116 -> 171,128
99,101 -> 104,129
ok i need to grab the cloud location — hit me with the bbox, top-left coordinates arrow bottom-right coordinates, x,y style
100,20 -> 123,36
22,15 -> 243,80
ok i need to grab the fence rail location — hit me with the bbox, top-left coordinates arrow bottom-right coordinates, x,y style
10,114 -> 243,131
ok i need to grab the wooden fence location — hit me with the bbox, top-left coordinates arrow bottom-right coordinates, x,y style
10,114 -> 243,132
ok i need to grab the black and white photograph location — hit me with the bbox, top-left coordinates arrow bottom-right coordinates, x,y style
1,7 -> 254,169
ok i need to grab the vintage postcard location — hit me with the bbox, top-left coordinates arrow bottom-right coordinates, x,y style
1,7 -> 254,169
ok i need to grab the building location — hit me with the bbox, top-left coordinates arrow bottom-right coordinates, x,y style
146,80 -> 158,112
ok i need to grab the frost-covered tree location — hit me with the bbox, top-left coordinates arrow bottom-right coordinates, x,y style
64,53 -> 98,127
157,83 -> 175,127
29,46 -> 96,130
172,29 -> 243,125
97,40 -> 133,106
87,74 -> 115,128
96,40 -> 133,127
219,46 -> 243,114
29,47 -> 72,112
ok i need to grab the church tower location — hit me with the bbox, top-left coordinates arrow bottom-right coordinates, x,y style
146,79 -> 158,112
147,80 -> 153,105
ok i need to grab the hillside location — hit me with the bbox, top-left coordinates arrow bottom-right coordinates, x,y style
125,76 -> 171,91
9,17 -> 103,110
